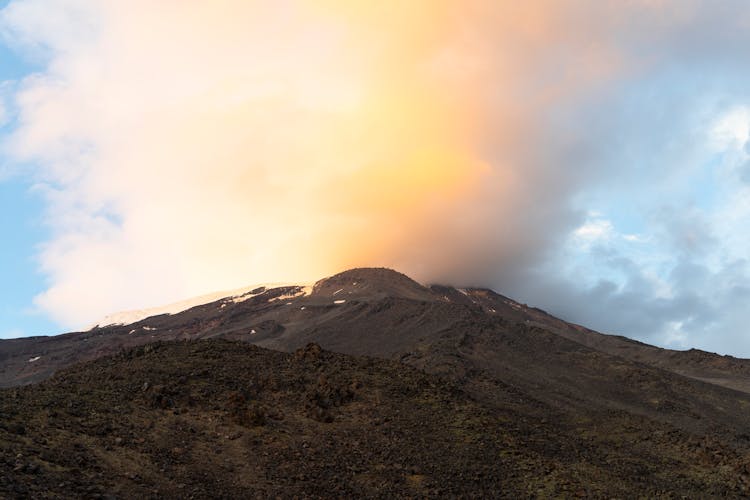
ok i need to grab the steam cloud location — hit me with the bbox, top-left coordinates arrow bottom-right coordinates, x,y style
2,1 -> 750,356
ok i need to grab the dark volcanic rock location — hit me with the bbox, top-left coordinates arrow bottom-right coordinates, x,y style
3,267 -> 750,397
3,267 -> 750,496
1,339 -> 749,498
310,267 -> 434,301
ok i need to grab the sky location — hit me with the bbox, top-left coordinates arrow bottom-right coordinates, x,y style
1,1 -> 750,357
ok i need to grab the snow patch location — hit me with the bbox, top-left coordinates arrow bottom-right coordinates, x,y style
334,299 -> 346,305
267,286 -> 312,303
28,356 -> 41,363
90,281 -> 312,328
502,299 -> 523,311
333,288 -> 344,295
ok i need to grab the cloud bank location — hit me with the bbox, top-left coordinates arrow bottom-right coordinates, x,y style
2,1 -> 750,356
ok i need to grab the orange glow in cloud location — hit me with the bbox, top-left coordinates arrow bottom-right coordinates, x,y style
1,0 -> 653,326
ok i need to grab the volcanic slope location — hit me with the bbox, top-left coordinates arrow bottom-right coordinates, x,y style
3,269 -> 750,427
2,268 -> 750,495
2,339 -> 750,498
4,268 -> 749,393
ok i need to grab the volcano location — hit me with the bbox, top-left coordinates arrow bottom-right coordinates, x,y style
2,268 -> 750,497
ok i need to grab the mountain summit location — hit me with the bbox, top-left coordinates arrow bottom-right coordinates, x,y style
311,267 -> 433,301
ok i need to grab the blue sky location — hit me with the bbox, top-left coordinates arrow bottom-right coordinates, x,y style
0,11 -> 55,339
1,1 -> 750,357
0,180 -> 56,337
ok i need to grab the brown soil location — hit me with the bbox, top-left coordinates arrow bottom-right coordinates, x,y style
2,339 -> 750,498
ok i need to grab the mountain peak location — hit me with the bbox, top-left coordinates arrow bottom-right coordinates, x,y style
311,267 -> 433,301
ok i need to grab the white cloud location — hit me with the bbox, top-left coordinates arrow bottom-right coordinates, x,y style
573,217 -> 614,244
3,0 -> 750,359
1,0 -> 636,327
622,234 -> 644,242
0,79 -> 14,127
710,106 -> 750,152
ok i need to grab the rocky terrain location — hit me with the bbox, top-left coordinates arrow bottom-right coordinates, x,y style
2,268 -> 750,497
3,340 -> 750,498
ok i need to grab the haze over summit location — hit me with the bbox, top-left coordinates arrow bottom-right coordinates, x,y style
1,1 -> 750,356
